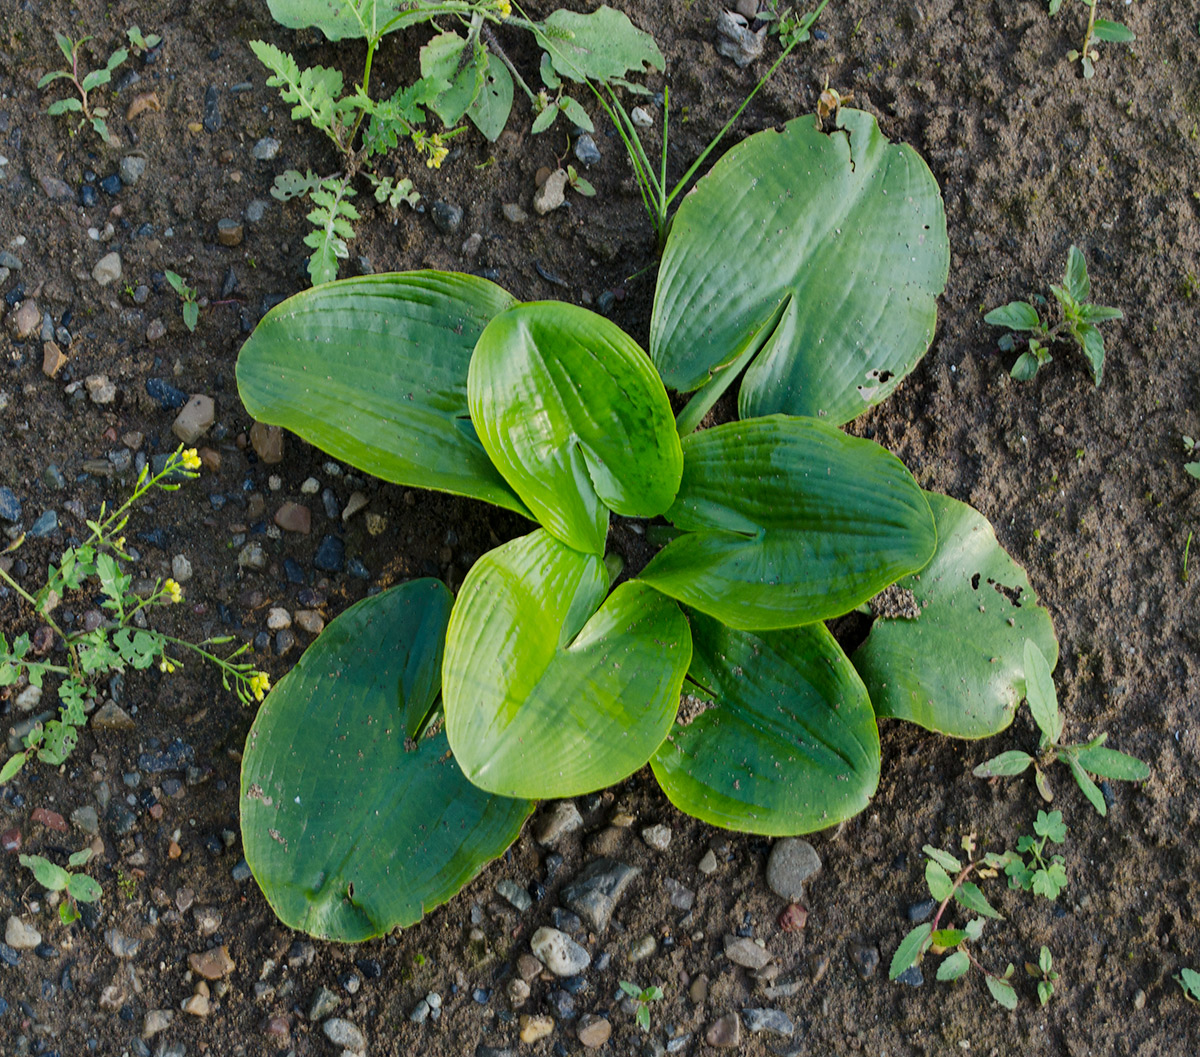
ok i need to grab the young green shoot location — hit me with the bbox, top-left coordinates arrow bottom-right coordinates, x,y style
1003,810 -> 1069,901
973,640 -> 1149,815
19,847 -> 102,924
1050,0 -> 1135,79
38,32 -> 129,145
1176,967 -> 1200,1005
164,270 -> 200,332
985,246 -> 1121,385
619,980 -> 664,1032
125,26 -> 162,54
1026,945 -> 1060,1006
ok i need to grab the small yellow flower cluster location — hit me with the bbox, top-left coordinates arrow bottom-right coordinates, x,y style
179,449 -> 203,471
159,657 -> 178,674
163,578 -> 184,604
494,0 -> 512,19
413,131 -> 449,170
249,671 -> 271,702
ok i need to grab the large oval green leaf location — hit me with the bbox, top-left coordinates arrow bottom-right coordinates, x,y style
468,302 -> 682,555
265,0 -> 438,41
651,109 -> 949,427
444,529 -> 692,799
651,614 -> 880,835
853,492 -> 1059,738
236,271 -> 529,516
241,579 -> 532,942
638,416 -> 936,630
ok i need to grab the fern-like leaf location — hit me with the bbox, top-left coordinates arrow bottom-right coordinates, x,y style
271,169 -> 325,202
303,178 -> 360,285
250,40 -> 346,148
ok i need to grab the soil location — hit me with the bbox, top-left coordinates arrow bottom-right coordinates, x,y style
0,1 -> 1198,1055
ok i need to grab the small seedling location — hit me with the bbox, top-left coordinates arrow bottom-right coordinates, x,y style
619,980 -> 663,1032
759,1 -> 829,48
566,164 -> 595,198
1050,0 -> 1135,79
1184,435 -> 1200,480
985,245 -> 1121,385
125,26 -> 161,55
19,848 -> 102,924
164,270 -> 200,332
973,640 -> 1149,815
38,32 -> 129,145
1026,945 -> 1060,1006
889,836 -> 1019,1009
1004,810 -> 1069,901
1176,967 -> 1200,1004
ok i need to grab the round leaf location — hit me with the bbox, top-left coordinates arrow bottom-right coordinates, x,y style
67,872 -> 102,903
444,530 -> 691,799
541,6 -> 665,83
854,492 -> 1059,738
241,580 -> 532,942
651,614 -> 879,835
237,272 -> 528,516
651,109 -> 949,426
638,416 -> 936,629
469,303 -> 682,555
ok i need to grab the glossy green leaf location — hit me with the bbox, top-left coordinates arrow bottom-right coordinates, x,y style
984,301 -> 1041,332
639,416 -> 936,629
444,530 -> 691,799
1074,745 -> 1149,782
236,272 -> 529,516
1063,752 -> 1109,815
1092,19 -> 1135,43
889,924 -> 931,979
932,929 -> 968,947
241,580 -> 533,942
540,6 -> 665,84
469,303 -> 682,555
650,614 -> 880,835
955,880 -> 1002,920
854,492 -> 1059,738
1063,246 -> 1090,303
652,109 -> 949,427
266,0 -> 440,41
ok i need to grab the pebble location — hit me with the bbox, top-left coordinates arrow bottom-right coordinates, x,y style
324,1017 -> 366,1052
239,542 -> 267,571
561,857 -> 639,932
300,477 -> 320,494
245,199 -> 269,224
0,486 -> 20,521
630,106 -> 653,128
232,860 -> 252,882
743,1008 -> 794,1036
641,823 -> 672,851
895,964 -> 924,987
724,935 -> 772,970
183,991 -> 210,1016
41,174 -> 76,201
276,629 -> 297,656
106,929 -> 141,959
119,155 -> 147,185
217,219 -> 244,247
79,183 -> 98,207
6,299 -> 39,339
496,879 -> 532,912
194,907 -> 222,935
576,1013 -> 611,1048
93,701 -> 136,730
706,1012 -> 742,1048
365,511 -> 387,536
698,849 -> 718,874
516,953 -> 542,981
252,137 -> 280,160
5,917 -> 41,950
309,985 -> 340,1020
536,801 -> 583,847
142,1010 -> 173,1038
505,978 -> 529,1008
519,1013 -> 554,1044
249,422 -> 284,463
849,943 -> 880,980
274,502 -> 311,534
28,510 -> 58,537
531,926 -> 591,977
100,173 -> 122,195
663,877 -> 695,911
766,838 -> 821,902
409,998 -> 430,1024
461,232 -> 482,258
173,394 -> 215,444
146,319 -> 166,341
16,685 -> 42,711
86,374 -> 118,404
533,168 -> 569,215
172,555 -> 193,582
295,610 -> 325,634
502,202 -> 528,224
629,935 -> 656,962
146,377 -> 188,410
574,134 -> 601,167
203,85 -> 222,131
92,251 -> 122,286
431,200 -> 463,235
0,941 -> 20,966
189,945 -> 235,980
71,805 -> 99,835
267,608 -> 292,631
313,535 -> 345,573
907,898 -> 936,923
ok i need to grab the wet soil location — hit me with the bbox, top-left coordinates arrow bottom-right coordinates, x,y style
1,0 -> 1198,1055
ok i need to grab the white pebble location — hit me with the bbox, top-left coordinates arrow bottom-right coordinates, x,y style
300,477 -> 320,494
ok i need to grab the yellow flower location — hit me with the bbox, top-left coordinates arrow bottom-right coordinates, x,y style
158,657 -> 177,674
249,671 -> 271,702
180,448 -> 202,471
163,578 -> 183,604
426,134 -> 449,170
494,0 -> 512,19
113,536 -> 126,550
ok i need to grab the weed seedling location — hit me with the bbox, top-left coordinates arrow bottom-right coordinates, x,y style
164,270 -> 199,332
1026,945 -> 1060,1006
619,980 -> 663,1032
1177,968 -> 1200,1004
38,32 -> 129,144
985,246 -> 1121,385
565,164 -> 595,198
125,26 -> 161,55
1003,810 -> 1068,901
1050,0 -> 1135,79
973,640 -> 1149,815
0,448 -> 271,783
1183,435 -> 1200,481
19,847 -> 101,924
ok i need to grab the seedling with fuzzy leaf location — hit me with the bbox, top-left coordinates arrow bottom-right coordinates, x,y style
619,980 -> 663,1032
38,32 -> 130,145
973,640 -> 1149,815
19,848 -> 102,924
1026,945 -> 1060,1006
1049,0 -> 1135,79
889,836 -> 1019,1009
985,245 -> 1121,385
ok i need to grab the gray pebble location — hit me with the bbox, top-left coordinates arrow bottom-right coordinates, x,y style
431,200 -> 463,235
0,486 -> 21,522
561,857 -> 640,932
742,1007 -> 795,1036
765,838 -> 821,902
496,879 -> 532,912
105,929 -> 140,959
245,199 -> 269,224
907,898 -> 936,923
28,510 -> 58,538
119,154 -> 147,185
895,964 -> 924,987
308,985 -> 340,1020
574,135 -> 601,166
322,1017 -> 365,1052
530,926 -> 591,976
252,137 -> 281,161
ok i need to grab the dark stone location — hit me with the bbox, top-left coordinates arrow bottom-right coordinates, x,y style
104,800 -> 137,837
203,85 -> 221,132
145,377 -> 188,410
28,511 -> 58,538
137,738 -> 195,774
99,174 -> 122,195
849,943 -> 880,980
0,486 -> 20,522
546,989 -> 574,1019
4,283 -> 23,308
275,629 -> 296,656
431,200 -> 463,235
551,907 -> 581,934
355,957 -> 382,979
561,857 -> 640,933
313,535 -> 345,572
742,1008 -> 794,1036
907,899 -> 937,923
254,632 -> 271,652
231,859 -> 252,882
0,942 -> 20,966
812,28 -> 829,41
574,135 -> 601,166
346,557 -> 369,580
895,965 -> 924,987
136,529 -> 167,550
34,942 -> 57,960
79,184 -> 98,207
284,558 -> 305,584
559,974 -> 588,995
472,987 -> 491,1004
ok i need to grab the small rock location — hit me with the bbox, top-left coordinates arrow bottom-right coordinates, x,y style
292,610 -> 323,635
146,377 -> 189,410
533,168 -> 569,215
724,935 -> 772,970
313,535 -> 345,573
308,985 -> 340,1020
561,857 -> 640,933
689,974 -> 709,1004
249,422 -> 284,463
92,251 -> 122,286
496,879 -> 532,912
188,945 -> 235,980
93,701 -> 136,730
39,174 -> 77,201
119,154 -> 148,185
663,877 -> 695,911
71,805 -> 100,835
29,510 -> 58,537
274,502 -> 311,534
172,555 -> 193,582
519,1014 -> 554,1043
506,978 -> 530,1008
849,943 -> 880,980
252,137 -> 280,161
172,394 -> 215,444
766,838 -> 821,902
517,953 -> 543,981
531,926 -> 591,977
743,1008 -> 794,1036
239,542 -> 267,571
629,935 -> 656,962
142,1009 -> 173,1038
86,374 -> 118,404
217,219 -> 244,247
146,319 -> 167,341
502,203 -> 529,224
431,200 -> 463,235
106,929 -> 141,959
574,135 -> 601,166
576,1013 -> 611,1048
698,849 -> 718,874
42,341 -> 68,377
641,823 -> 672,851
461,232 -> 482,258
31,806 -> 67,831
630,106 -> 653,128
535,800 -> 583,845
706,1012 -> 742,1048
183,991 -> 211,1016
15,684 -> 41,711
267,607 -> 292,631
6,299 -> 39,339
341,492 -> 368,522
193,907 -> 222,936
715,10 -> 766,68
5,917 -> 41,950
365,511 -> 386,536
203,85 -> 222,132
323,1017 -> 365,1053
409,998 -> 430,1024
895,964 -> 924,987
245,198 -> 270,224
0,486 -> 20,521
907,898 -> 936,924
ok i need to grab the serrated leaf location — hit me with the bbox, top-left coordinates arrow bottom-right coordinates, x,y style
964,918 -> 985,941
925,860 -> 954,902
973,750 -> 1035,778
985,301 -> 1041,331
986,974 -> 1018,1010
1023,639 -> 1062,745
937,950 -> 970,980
954,880 -> 1002,920
1074,745 -> 1149,782
532,104 -> 558,134
19,854 -> 70,892
271,169 -> 324,202
889,923 -> 932,980
923,846 -> 963,873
